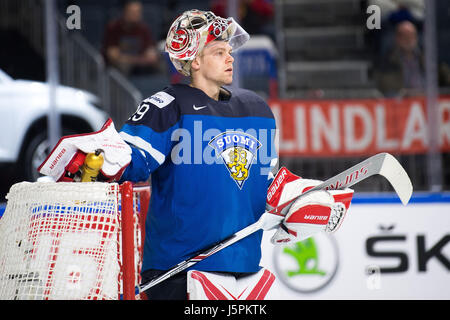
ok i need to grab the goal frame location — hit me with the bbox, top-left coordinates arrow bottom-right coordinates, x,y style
120,181 -> 150,300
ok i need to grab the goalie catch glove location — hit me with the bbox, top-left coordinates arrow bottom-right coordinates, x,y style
266,167 -> 354,244
38,119 -> 132,182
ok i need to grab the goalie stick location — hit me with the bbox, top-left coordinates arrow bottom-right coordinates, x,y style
136,152 -> 412,294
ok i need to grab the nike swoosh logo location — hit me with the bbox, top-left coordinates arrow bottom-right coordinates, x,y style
193,104 -> 208,111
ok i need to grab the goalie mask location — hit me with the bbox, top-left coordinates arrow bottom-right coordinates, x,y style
165,9 -> 250,76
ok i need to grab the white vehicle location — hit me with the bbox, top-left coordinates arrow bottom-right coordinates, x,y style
0,68 -> 108,181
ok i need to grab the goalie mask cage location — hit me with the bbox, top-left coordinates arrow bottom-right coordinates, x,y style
0,181 -> 150,300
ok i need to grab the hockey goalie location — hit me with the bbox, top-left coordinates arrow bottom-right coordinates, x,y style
38,9 -> 355,300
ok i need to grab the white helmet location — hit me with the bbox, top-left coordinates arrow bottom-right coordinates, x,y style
165,9 -> 250,76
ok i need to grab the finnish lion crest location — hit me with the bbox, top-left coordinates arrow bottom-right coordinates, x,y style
209,131 -> 261,189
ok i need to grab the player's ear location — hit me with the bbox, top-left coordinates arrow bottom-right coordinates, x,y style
191,56 -> 201,72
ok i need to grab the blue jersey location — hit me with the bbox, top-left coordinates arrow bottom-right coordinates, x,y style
119,84 -> 277,273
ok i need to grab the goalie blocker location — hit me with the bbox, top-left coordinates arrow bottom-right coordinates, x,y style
267,167 -> 354,244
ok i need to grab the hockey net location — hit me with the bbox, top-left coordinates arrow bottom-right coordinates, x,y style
0,181 -> 150,300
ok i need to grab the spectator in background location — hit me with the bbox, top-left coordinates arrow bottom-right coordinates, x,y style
102,0 -> 159,78
367,0 -> 424,61
374,20 -> 425,97
369,0 -> 425,24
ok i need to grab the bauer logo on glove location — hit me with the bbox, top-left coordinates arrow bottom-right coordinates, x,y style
267,167 -> 354,244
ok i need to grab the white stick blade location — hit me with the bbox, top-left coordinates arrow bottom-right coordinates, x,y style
379,153 -> 413,205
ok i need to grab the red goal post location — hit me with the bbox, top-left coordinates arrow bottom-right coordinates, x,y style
0,181 -> 150,300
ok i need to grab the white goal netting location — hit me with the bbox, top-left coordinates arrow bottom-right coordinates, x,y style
0,181 -> 146,300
